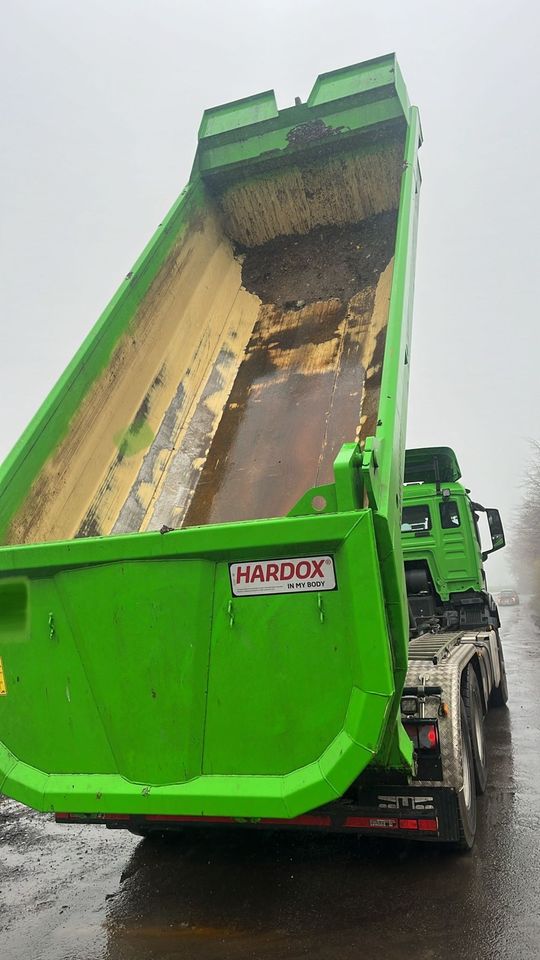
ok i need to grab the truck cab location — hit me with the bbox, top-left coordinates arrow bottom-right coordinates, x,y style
401,447 -> 505,634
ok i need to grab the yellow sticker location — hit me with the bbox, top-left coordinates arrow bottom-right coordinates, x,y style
0,657 -> 7,695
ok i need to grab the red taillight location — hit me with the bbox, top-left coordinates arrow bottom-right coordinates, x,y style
418,722 -> 439,750
398,818 -> 418,830
418,818 -> 438,832
404,721 -> 439,750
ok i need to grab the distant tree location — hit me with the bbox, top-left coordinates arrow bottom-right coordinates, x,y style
510,440 -> 540,604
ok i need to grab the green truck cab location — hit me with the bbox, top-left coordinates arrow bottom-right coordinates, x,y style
401,447 -> 505,634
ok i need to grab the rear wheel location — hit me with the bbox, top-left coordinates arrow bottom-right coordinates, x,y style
456,698 -> 477,850
490,630 -> 509,707
462,667 -> 487,794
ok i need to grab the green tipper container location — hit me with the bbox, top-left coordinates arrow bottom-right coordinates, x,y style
0,55 -> 422,818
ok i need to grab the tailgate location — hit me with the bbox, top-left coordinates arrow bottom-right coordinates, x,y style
0,511 -> 396,818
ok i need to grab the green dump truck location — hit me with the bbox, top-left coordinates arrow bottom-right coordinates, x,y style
0,55 -> 507,849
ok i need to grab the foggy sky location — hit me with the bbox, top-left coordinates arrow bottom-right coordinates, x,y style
2,0 -> 539,584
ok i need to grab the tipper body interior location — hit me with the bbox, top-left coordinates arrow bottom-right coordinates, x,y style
5,64 -> 407,545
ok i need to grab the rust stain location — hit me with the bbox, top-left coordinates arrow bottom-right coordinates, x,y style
182,209 -> 397,527
183,299 -> 347,526
139,293 -> 258,533
356,257 -> 394,442
183,257 -> 393,528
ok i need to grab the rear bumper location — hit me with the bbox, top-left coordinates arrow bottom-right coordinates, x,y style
56,786 -> 460,843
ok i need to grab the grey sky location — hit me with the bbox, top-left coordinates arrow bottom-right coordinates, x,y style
2,0 -> 539,583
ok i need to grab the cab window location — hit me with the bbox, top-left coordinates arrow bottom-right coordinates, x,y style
439,500 -> 461,528
401,505 -> 432,532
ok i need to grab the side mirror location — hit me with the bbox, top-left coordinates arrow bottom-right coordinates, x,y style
481,508 -> 505,560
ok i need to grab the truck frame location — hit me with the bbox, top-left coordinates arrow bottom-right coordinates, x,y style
59,448 -> 509,849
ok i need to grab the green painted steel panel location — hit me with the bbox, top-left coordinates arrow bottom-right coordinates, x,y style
0,512 -> 395,816
199,91 -> 278,139
307,55 -> 401,107
197,99 -> 404,174
0,55 -> 422,817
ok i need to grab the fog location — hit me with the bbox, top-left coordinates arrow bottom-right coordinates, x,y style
2,0 -> 539,585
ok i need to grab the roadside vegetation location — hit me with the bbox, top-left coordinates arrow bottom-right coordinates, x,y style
511,441 -> 540,618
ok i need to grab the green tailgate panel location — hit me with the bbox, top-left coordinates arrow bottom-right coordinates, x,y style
203,520 -> 390,777
0,513 -> 395,817
54,561 -> 213,784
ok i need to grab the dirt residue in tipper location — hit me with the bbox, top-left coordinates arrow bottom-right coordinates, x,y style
238,209 -> 397,308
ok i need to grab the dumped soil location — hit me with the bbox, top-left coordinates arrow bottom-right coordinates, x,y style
239,209 -> 397,307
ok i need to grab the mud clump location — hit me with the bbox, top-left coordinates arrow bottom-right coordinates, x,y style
286,118 -> 343,145
239,209 -> 397,307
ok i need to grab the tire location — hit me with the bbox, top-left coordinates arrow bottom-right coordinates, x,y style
456,698 -> 477,850
490,630 -> 509,707
462,667 -> 488,794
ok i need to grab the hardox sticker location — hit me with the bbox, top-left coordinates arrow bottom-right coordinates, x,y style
229,555 -> 337,597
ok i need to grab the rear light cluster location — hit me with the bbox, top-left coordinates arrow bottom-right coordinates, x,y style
403,720 -> 439,750
56,811 -> 438,833
344,816 -> 438,832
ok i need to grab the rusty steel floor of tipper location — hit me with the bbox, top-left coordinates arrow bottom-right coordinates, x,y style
6,211 -> 398,543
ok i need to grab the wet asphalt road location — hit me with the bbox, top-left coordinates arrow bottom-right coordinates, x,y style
1,604 -> 539,960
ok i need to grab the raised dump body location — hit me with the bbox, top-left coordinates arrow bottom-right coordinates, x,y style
0,55 -> 422,819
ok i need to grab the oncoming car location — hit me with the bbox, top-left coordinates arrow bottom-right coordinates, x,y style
498,589 -> 520,606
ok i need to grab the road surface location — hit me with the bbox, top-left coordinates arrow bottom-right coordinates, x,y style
1,603 -> 539,960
